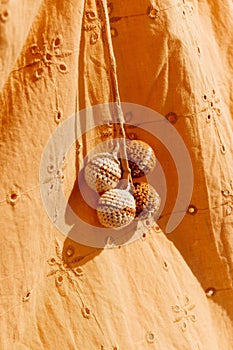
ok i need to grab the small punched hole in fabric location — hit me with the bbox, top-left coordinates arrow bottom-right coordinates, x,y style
220,145 -> 226,154
146,331 -> 156,343
66,246 -> 74,257
82,306 -> 91,319
22,290 -> 32,302
141,232 -> 147,240
187,205 -> 197,215
110,27 -> 118,37
53,35 -> 63,47
0,9 -> 9,21
165,112 -> 178,124
147,6 -> 160,19
58,63 -> 68,73
205,287 -> 216,298
54,110 -> 63,124
8,192 -> 20,206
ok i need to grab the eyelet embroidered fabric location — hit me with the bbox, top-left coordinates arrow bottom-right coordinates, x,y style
0,0 -> 233,349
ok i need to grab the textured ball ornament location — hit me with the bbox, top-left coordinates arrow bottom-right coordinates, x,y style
84,153 -> 121,193
133,182 -> 161,220
97,189 -> 136,228
126,140 -> 156,178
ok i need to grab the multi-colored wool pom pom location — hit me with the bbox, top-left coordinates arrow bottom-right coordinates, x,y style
84,153 -> 121,193
97,188 -> 136,228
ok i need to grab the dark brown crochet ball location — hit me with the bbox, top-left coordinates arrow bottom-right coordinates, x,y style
133,182 -> 160,220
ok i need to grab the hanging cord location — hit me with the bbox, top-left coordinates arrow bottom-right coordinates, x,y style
99,0 -> 133,188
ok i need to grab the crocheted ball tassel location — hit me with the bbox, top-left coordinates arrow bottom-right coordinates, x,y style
84,153 -> 121,193
133,182 -> 161,220
97,189 -> 136,228
126,140 -> 156,178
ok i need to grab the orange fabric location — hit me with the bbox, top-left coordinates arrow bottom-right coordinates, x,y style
0,0 -> 233,349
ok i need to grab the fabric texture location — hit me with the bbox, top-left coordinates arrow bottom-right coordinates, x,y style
0,0 -> 233,349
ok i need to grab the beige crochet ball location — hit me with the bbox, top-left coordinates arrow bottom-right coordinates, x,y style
133,182 -> 161,220
126,140 -> 156,178
84,153 -> 121,193
97,189 -> 136,228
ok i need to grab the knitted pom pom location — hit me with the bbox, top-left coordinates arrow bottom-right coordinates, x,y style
97,189 -> 136,228
133,182 -> 160,220
84,153 -> 121,193
126,140 -> 156,178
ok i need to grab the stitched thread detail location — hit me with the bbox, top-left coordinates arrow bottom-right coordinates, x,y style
28,36 -> 72,79
172,296 -> 196,331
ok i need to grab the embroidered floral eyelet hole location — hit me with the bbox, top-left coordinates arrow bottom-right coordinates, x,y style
205,287 -> 216,298
54,110 -> 63,124
90,32 -> 99,44
48,257 -> 56,265
0,9 -> 10,21
58,62 -> 68,73
182,322 -> 187,331
212,89 -> 216,96
53,35 -> 63,47
222,189 -> 230,196
173,305 -> 180,312
22,290 -> 32,302
206,114 -> 211,123
47,164 -> 55,173
153,224 -> 161,232
56,275 -> 64,285
8,192 -> 20,206
146,331 -> 156,343
46,52 -> 52,60
203,94 -> 207,101
226,206 -> 232,215
147,6 -> 160,19
86,10 -> 96,20
110,27 -> 118,37
220,145 -> 226,154
30,44 -> 38,54
163,261 -> 169,271
190,314 -> 197,322
73,267 -> 84,276
187,205 -> 197,215
35,67 -> 43,79
197,46 -> 201,55
82,306 -> 91,319
66,246 -> 74,257
165,112 -> 178,124
141,232 -> 147,241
